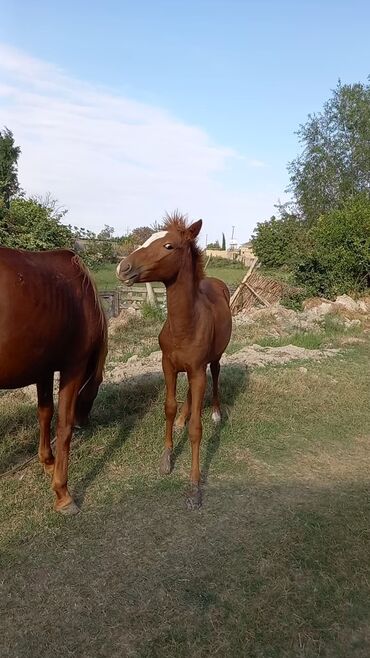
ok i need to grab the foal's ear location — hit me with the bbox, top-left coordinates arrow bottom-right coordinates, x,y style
187,219 -> 203,240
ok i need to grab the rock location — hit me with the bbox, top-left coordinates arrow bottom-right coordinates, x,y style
299,367 -> 308,373
334,295 -> 359,312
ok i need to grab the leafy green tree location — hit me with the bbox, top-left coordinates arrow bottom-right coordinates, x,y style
251,212 -> 308,268
207,240 -> 221,249
0,127 -> 21,208
288,80 -> 370,223
222,232 -> 226,250
293,193 -> 370,296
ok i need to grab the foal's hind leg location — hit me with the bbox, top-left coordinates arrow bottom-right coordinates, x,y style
210,360 -> 221,423
52,368 -> 84,514
37,374 -> 55,475
174,387 -> 191,431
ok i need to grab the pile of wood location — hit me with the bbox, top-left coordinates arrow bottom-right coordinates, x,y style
230,260 -> 285,315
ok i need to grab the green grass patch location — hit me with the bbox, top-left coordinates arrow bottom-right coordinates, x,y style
92,262 -> 246,290
1,330 -> 370,657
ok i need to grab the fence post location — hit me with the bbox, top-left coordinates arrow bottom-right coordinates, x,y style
146,282 -> 157,306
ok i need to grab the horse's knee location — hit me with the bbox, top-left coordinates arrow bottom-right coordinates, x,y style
165,399 -> 177,420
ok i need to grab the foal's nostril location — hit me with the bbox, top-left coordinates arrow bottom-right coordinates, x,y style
123,262 -> 132,274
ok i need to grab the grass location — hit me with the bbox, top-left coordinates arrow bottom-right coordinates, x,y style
2,319 -> 370,656
92,262 -> 246,290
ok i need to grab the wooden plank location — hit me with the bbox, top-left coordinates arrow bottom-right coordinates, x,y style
229,258 -> 258,311
243,281 -> 270,307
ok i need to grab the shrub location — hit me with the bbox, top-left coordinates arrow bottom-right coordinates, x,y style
251,213 -> 308,269
293,193 -> 370,297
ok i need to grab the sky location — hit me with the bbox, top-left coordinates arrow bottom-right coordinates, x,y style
0,0 -> 369,246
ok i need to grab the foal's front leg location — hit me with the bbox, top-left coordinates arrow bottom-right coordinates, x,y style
160,355 -> 177,475
187,367 -> 207,509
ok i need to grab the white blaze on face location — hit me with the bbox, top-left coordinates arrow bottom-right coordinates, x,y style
133,231 -> 169,251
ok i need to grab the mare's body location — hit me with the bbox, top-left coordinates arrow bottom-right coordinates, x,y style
0,247 -> 107,513
117,214 -> 232,507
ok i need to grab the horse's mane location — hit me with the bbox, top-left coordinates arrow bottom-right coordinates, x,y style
161,211 -> 205,283
71,254 -> 108,359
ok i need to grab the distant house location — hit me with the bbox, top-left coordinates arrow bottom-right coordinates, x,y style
205,241 -> 255,267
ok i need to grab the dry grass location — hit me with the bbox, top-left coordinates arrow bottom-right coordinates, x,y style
1,327 -> 370,657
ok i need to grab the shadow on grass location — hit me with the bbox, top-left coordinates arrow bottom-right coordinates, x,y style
74,374 -> 164,507
2,478 -> 370,658
0,398 -> 39,474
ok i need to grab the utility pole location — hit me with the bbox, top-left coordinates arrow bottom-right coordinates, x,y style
231,226 -> 235,240
205,234 -> 208,248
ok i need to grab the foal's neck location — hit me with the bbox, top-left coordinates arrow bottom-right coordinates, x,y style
165,249 -> 199,339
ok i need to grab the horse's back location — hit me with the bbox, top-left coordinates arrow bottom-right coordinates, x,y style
0,248 -> 105,388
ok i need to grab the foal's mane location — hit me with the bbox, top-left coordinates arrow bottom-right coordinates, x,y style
161,211 -> 205,283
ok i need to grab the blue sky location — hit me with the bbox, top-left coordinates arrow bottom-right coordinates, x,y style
1,0 -> 369,245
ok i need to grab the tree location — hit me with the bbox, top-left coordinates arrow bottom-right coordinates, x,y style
97,224 -> 115,240
0,127 -> 21,208
131,226 -> 153,247
251,211 -> 308,268
222,233 -> 226,250
292,193 -> 370,296
288,80 -> 370,223
3,195 -> 74,250
207,240 -> 221,250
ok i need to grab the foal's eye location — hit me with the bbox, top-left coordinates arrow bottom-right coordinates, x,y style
164,243 -> 174,250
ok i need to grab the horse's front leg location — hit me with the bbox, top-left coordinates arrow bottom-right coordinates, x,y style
159,355 -> 178,475
187,366 -> 207,509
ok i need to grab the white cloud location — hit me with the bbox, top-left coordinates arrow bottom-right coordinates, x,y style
0,43 -> 281,243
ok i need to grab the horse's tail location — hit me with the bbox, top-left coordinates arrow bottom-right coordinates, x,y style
72,254 -> 108,424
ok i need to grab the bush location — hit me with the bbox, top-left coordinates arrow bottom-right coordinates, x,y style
3,196 -> 74,250
280,288 -> 308,311
293,194 -> 370,297
207,256 -> 242,268
251,213 -> 308,269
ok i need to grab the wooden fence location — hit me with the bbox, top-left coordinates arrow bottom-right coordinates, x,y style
99,284 -> 166,318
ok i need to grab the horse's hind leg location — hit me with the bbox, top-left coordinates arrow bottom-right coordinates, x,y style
174,387 -> 191,431
210,360 -> 221,423
52,368 -> 85,515
37,374 -> 55,475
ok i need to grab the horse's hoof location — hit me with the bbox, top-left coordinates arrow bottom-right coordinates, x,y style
212,410 -> 221,424
186,485 -> 202,510
56,500 -> 80,516
159,448 -> 173,475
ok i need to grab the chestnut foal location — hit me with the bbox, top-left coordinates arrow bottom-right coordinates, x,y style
117,213 -> 232,507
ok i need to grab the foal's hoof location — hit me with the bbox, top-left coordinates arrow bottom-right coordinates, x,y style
212,410 -> 221,424
159,448 -> 173,475
56,500 -> 80,516
186,484 -> 202,511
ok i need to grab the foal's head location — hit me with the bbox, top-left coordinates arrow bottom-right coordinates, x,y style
117,213 -> 204,285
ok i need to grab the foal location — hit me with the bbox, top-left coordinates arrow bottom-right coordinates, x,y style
117,214 -> 232,507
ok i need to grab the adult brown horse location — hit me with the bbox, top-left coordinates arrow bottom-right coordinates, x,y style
117,213 -> 232,508
0,247 -> 107,514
